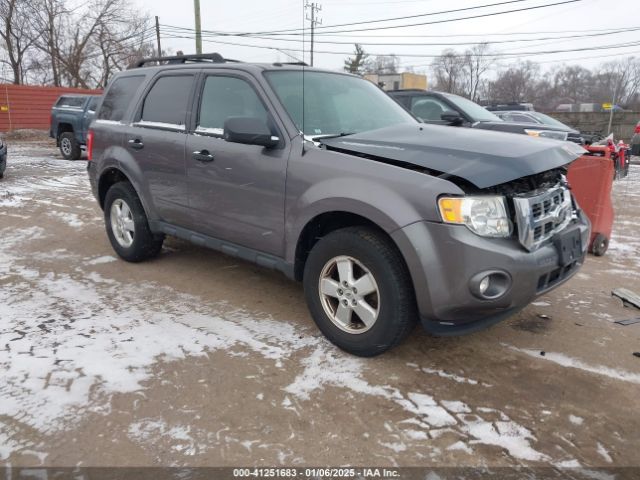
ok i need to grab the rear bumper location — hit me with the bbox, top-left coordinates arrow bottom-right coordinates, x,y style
391,210 -> 590,335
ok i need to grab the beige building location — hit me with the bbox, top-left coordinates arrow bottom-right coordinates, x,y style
364,72 -> 427,91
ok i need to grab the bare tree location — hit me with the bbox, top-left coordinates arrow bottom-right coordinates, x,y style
430,49 -> 465,95
461,44 -> 496,102
486,61 -> 540,104
0,0 -> 37,84
364,54 -> 400,75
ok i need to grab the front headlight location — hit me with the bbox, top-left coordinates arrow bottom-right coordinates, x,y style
438,196 -> 512,237
524,129 -> 568,141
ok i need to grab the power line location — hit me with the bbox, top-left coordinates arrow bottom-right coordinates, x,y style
161,33 -> 640,58
189,0 -> 582,36
161,22 -> 640,39
261,0 -> 532,34
159,25 -> 640,47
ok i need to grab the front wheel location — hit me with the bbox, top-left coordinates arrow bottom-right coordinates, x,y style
303,227 -> 417,357
104,182 -> 164,262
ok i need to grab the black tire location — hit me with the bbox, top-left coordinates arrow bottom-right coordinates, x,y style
303,226 -> 417,357
104,182 -> 164,262
590,233 -> 609,257
632,143 -> 640,157
59,132 -> 81,160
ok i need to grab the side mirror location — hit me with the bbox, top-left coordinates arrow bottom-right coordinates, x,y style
223,117 -> 279,148
441,110 -> 464,126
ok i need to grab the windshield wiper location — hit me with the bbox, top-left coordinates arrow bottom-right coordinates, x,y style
311,132 -> 356,141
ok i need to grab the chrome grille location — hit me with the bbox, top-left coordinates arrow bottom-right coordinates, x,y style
513,184 -> 575,251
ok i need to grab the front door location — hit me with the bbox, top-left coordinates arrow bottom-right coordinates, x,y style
185,73 -> 289,256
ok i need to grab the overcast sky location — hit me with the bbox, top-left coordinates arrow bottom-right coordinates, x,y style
134,0 -> 639,74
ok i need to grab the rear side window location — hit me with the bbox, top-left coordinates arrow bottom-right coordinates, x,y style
140,75 -> 194,126
197,76 -> 268,133
98,76 -> 144,122
56,96 -> 85,109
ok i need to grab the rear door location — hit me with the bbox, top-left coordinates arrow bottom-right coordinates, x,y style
127,73 -> 196,226
185,71 -> 289,256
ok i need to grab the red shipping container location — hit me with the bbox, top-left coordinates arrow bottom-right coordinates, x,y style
567,146 -> 615,256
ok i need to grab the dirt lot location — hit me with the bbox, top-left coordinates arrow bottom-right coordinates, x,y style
1,140 -> 639,472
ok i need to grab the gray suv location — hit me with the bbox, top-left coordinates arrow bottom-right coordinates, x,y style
87,53 -> 590,356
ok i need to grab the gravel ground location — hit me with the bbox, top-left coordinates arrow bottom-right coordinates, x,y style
0,142 -> 639,473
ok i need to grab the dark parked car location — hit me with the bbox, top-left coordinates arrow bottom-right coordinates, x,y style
631,121 -> 640,156
492,110 -> 605,145
87,53 -> 590,356
0,137 -> 6,178
389,90 -> 584,144
50,94 -> 101,159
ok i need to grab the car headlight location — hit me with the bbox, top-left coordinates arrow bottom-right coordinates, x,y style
524,129 -> 568,141
438,196 -> 512,237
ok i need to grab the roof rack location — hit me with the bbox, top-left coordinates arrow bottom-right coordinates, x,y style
130,52 -> 242,69
272,61 -> 309,67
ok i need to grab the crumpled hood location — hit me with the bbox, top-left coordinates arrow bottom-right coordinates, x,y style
320,123 -> 586,189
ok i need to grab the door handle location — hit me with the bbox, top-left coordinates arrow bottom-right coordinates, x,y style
192,150 -> 215,162
128,138 -> 144,150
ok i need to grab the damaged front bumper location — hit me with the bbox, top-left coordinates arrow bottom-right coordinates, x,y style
391,209 -> 590,335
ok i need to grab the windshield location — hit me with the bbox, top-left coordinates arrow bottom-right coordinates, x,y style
264,70 -> 416,137
528,112 -> 571,130
443,93 -> 502,122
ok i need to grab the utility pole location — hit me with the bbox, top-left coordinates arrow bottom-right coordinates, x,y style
607,81 -> 618,136
194,0 -> 202,54
305,2 -> 322,66
155,16 -> 162,58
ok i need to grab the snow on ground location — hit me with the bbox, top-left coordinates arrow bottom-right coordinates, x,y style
0,147 -> 558,465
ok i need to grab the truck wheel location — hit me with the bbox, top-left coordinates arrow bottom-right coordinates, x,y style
303,227 -> 417,357
590,233 -> 609,257
104,182 -> 164,262
59,132 -> 81,160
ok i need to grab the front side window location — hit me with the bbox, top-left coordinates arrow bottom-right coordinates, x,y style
265,71 -> 415,138
443,93 -> 502,123
141,75 -> 194,127
197,76 -> 268,134
410,96 -> 450,121
98,76 -> 144,122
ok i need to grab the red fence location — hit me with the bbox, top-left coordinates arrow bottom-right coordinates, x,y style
0,84 -> 102,132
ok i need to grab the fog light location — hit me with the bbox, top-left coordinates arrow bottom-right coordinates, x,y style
479,276 -> 490,295
470,271 -> 511,300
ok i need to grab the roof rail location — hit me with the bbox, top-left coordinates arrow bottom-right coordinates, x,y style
129,52 -> 242,69
272,61 -> 309,67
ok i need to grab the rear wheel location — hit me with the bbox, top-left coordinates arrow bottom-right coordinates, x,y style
104,182 -> 164,262
59,132 -> 81,160
303,227 -> 417,357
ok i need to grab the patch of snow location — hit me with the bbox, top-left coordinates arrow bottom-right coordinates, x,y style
86,255 -> 118,265
597,442 -> 613,463
446,441 -> 473,454
441,400 -> 471,414
464,420 -> 549,462
569,415 -> 584,426
508,346 -> 640,384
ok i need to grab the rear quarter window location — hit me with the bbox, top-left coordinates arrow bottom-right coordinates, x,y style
98,76 -> 145,122
56,96 -> 85,109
